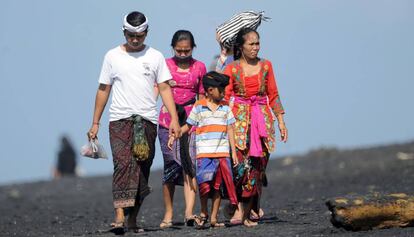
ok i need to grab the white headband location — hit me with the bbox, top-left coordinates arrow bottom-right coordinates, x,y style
122,14 -> 148,33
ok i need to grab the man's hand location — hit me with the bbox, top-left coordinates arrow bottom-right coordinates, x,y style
87,124 -> 99,140
169,119 -> 182,139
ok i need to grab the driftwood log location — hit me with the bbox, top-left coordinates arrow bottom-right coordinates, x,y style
326,193 -> 414,230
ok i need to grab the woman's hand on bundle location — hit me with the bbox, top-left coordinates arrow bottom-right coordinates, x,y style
87,124 -> 99,141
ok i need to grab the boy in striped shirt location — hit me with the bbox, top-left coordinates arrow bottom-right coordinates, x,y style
168,71 -> 238,228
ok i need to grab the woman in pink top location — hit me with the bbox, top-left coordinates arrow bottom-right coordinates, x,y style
158,30 -> 206,228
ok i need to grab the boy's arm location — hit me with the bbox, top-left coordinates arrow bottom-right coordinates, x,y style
181,124 -> 192,135
227,124 -> 239,166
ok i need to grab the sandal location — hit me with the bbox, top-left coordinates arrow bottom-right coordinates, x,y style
194,215 -> 208,229
210,221 -> 226,228
184,215 -> 197,226
159,220 -> 173,229
110,222 -> 124,228
110,221 -> 125,234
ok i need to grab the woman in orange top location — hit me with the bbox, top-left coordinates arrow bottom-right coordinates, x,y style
223,28 -> 288,227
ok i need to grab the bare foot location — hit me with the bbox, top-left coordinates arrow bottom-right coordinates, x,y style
230,210 -> 243,225
210,221 -> 225,228
250,208 -> 264,220
243,219 -> 258,227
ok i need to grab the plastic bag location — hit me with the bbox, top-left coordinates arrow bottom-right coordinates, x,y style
80,139 -> 108,159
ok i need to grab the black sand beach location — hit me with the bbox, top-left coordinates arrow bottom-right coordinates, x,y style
1,141 -> 414,237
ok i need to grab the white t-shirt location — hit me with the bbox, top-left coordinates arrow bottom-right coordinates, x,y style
98,45 -> 171,123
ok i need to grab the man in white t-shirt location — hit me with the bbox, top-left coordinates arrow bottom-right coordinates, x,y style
87,11 -> 180,233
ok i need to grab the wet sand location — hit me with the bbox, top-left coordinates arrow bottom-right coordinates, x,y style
1,141 -> 414,236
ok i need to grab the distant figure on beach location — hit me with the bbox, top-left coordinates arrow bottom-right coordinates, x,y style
223,27 -> 288,227
168,71 -> 239,229
158,30 -> 206,228
87,11 -> 180,233
54,135 -> 77,179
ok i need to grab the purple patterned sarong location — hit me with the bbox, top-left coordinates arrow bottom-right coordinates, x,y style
158,126 -> 196,185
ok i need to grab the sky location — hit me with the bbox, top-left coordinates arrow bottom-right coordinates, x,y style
1,0 -> 413,184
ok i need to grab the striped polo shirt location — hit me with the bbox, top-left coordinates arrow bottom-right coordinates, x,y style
186,99 -> 236,158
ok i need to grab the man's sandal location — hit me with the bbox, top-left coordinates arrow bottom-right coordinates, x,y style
110,221 -> 125,234
110,222 -> 124,228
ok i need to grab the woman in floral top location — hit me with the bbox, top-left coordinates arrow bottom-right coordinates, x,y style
158,30 -> 206,228
223,28 -> 288,227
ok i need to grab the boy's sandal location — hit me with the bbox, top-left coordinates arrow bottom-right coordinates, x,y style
194,215 -> 208,229
184,215 -> 197,226
210,221 -> 226,228
159,220 -> 173,229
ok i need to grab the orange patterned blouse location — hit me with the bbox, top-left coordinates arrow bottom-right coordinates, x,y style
223,59 -> 284,153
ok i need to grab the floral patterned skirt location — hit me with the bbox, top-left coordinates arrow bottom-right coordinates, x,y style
233,148 -> 269,200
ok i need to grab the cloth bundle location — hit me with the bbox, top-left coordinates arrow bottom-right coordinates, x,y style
216,11 -> 270,48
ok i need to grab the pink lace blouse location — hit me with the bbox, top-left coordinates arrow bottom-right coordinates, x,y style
158,58 -> 206,129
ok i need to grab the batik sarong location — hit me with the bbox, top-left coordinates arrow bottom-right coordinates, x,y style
109,116 -> 156,208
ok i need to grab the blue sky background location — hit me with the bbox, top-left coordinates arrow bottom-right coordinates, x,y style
1,0 -> 413,184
